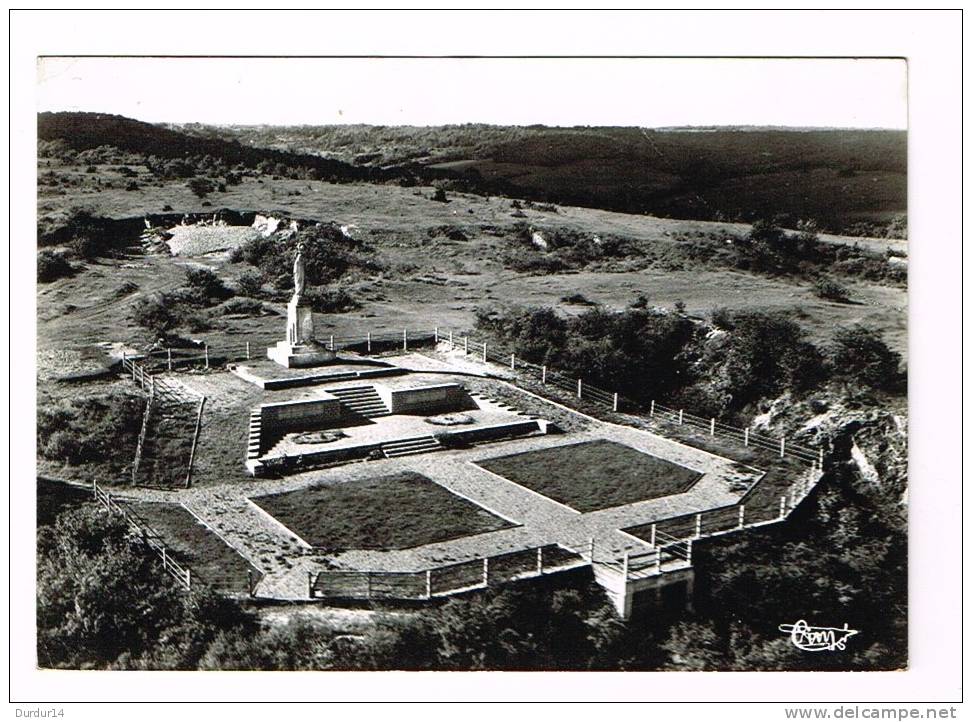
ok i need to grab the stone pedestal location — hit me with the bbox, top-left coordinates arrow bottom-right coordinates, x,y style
267,297 -> 336,367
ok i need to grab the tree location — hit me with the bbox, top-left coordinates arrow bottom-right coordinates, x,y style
37,506 -> 251,669
830,326 -> 902,391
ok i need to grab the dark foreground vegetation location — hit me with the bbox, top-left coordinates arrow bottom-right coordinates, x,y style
37,466 -> 905,671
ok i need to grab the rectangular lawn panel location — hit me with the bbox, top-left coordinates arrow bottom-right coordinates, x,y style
476,440 -> 702,512
129,502 -> 261,594
251,472 -> 515,550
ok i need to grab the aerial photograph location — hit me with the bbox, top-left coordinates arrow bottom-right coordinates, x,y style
15,22 -> 935,705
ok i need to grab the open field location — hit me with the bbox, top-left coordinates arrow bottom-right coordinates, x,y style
36,170 -> 907,364
477,439 -> 703,513
250,472 -> 516,550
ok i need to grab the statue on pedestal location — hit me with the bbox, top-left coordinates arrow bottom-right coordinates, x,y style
268,240 -> 333,367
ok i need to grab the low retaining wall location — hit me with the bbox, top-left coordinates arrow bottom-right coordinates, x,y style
376,382 -> 467,415
437,419 -> 543,446
259,396 -> 343,431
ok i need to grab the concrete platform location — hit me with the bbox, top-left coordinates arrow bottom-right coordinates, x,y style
267,341 -> 337,368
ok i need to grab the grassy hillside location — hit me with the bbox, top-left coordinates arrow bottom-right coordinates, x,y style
188,123 -> 907,234
40,113 -> 906,235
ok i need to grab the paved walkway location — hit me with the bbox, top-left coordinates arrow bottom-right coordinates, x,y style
109,353 -> 764,600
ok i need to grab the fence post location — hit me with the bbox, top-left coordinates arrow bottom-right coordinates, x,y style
655,549 -> 662,573
482,342 -> 487,362
536,547 -> 543,575
577,379 -> 582,398
482,558 -> 489,587
818,448 -> 824,467
329,334 -> 334,351
403,328 -> 408,351
686,540 -> 693,565
248,570 -> 255,597
541,365 -> 547,384
650,400 -> 655,417
650,523 -> 656,547
710,418 -> 715,436
779,496 -> 787,519
434,326 -> 439,343
92,479 -> 97,500
186,569 -> 191,590
780,436 -> 786,458
162,546 -> 168,569
588,537 -> 595,562
449,330 -> 454,350
463,336 -> 468,355
204,344 -> 209,369
425,570 -> 432,599
678,409 -> 684,425
738,505 -> 745,528
307,572 -> 314,598
622,552 -> 629,581
695,513 -> 702,539
510,353 -> 516,370
246,341 -> 251,360
367,331 -> 372,353
744,427 -> 750,446
132,359 -> 136,381
167,348 -> 172,371
613,393 -> 619,412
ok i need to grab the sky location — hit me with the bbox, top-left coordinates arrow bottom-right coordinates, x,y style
36,57 -> 907,129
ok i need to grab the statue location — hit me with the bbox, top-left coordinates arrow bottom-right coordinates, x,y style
267,237 -> 334,367
292,242 -> 306,301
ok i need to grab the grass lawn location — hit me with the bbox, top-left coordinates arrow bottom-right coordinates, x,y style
477,439 -> 702,512
130,502 -> 260,594
251,472 -> 515,550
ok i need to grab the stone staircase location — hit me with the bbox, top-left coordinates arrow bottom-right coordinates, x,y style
328,386 -> 391,418
381,435 -> 441,458
247,409 -> 262,462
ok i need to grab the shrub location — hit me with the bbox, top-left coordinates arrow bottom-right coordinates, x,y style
813,277 -> 851,303
187,177 -> 215,199
561,293 -> 596,306
67,234 -> 102,260
184,267 -> 232,304
37,250 -> 73,282
303,288 -> 359,313
132,294 -> 179,338
710,307 -> 734,330
830,326 -> 902,391
217,297 -> 264,316
236,269 -> 263,296
125,181 -> 140,191
431,187 -> 449,203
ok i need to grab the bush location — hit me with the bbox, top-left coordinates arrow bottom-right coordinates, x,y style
830,326 -> 902,391
184,267 -> 232,304
235,269 -> 263,296
561,293 -> 596,306
431,187 -> 448,203
67,234 -> 102,260
813,277 -> 851,303
217,297 -> 264,316
37,250 -> 73,282
187,177 -> 215,199
303,288 -> 359,313
132,294 -> 179,338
